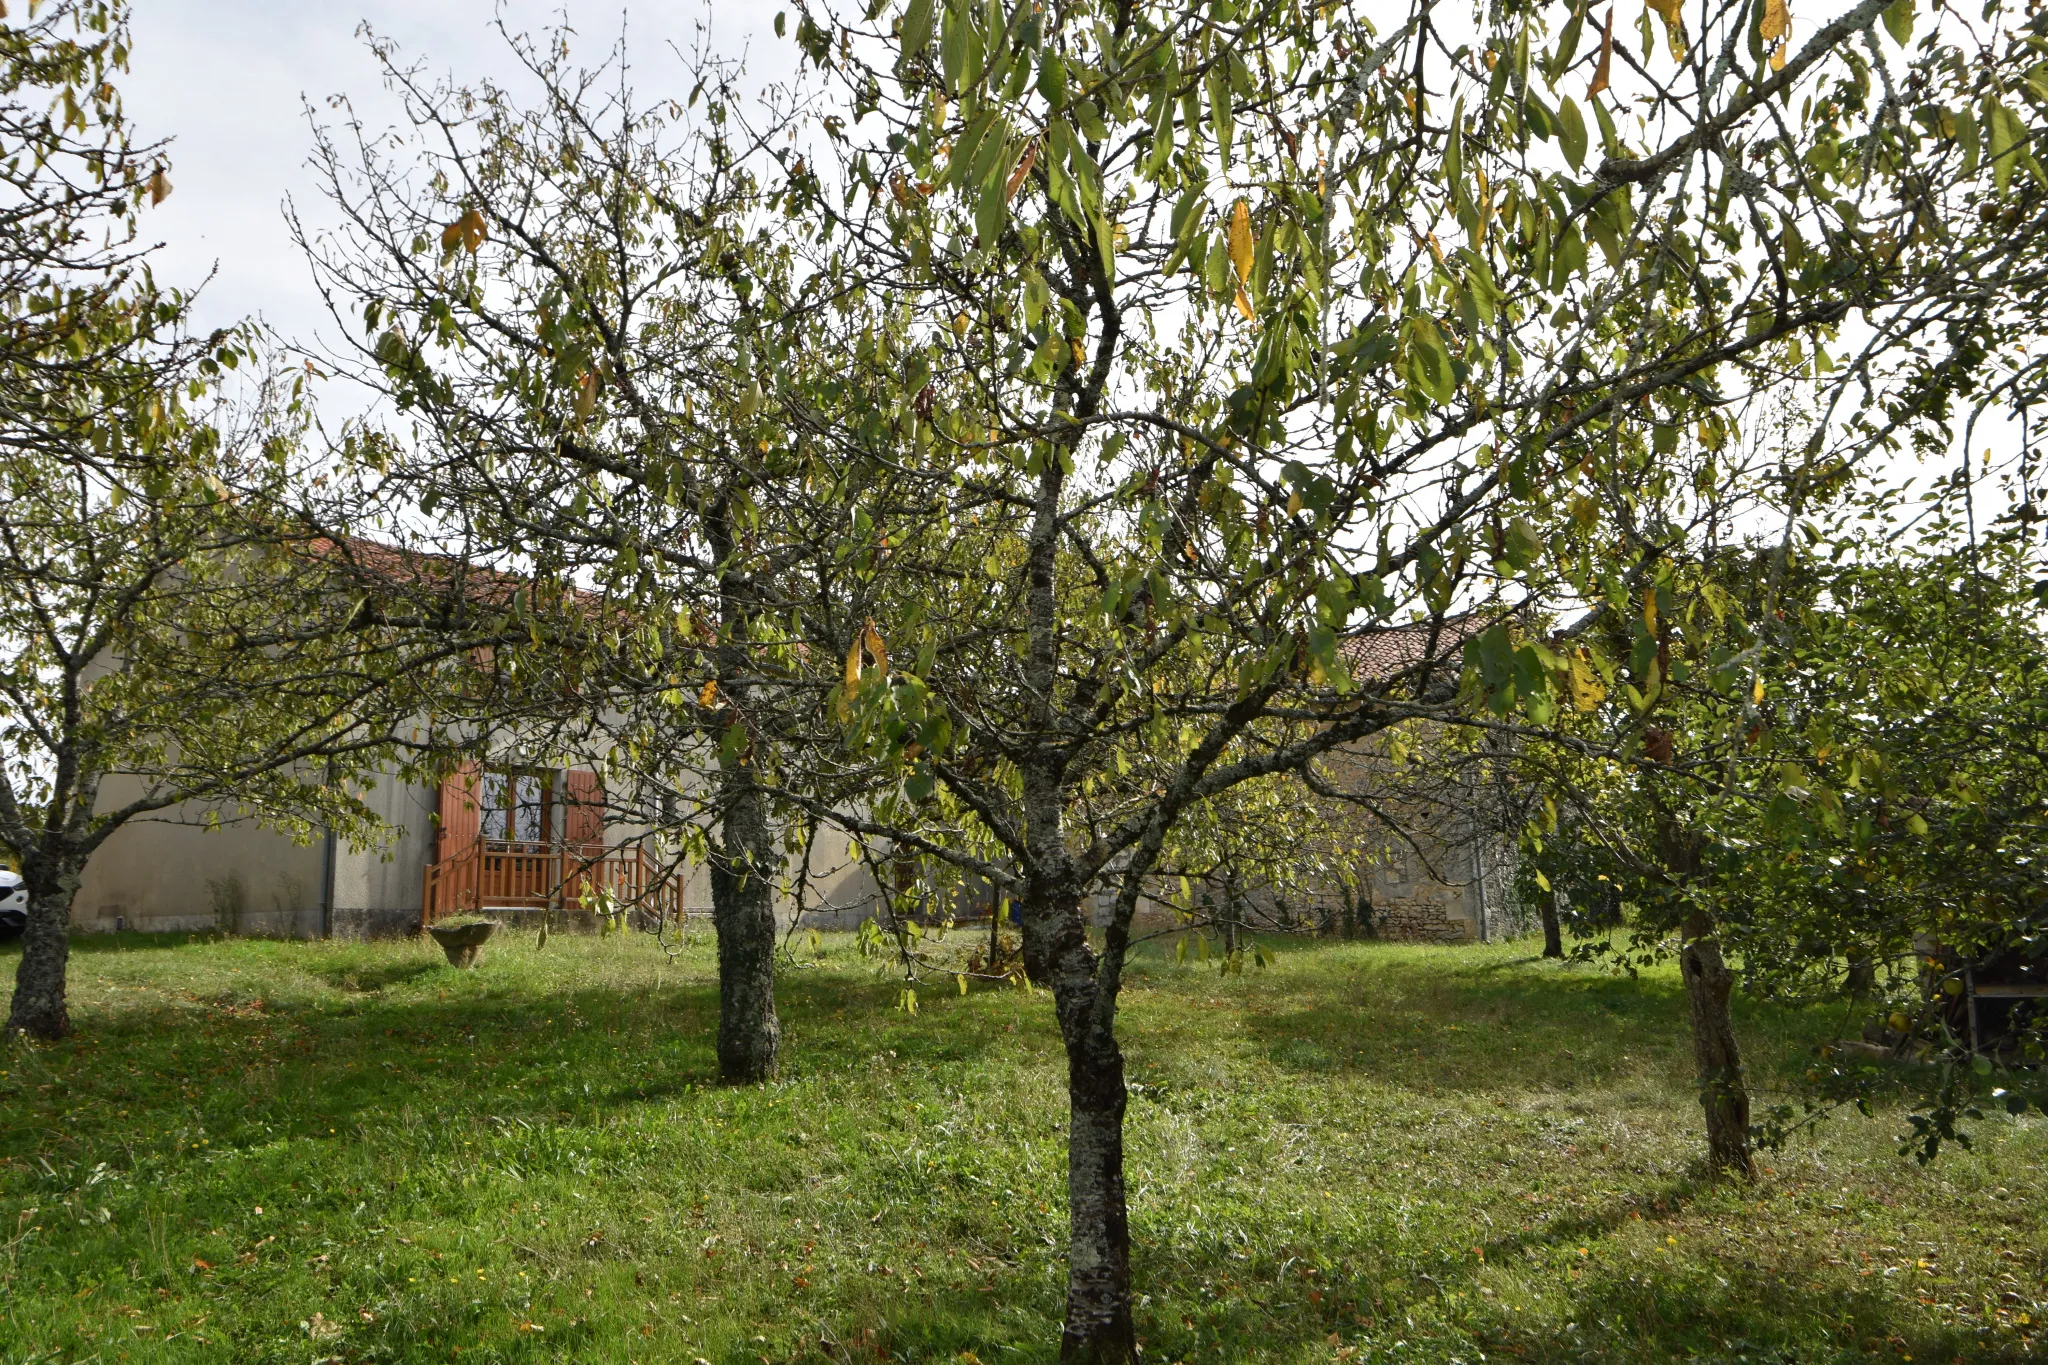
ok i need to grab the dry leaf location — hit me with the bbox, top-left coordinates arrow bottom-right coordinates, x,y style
1004,140 -> 1038,203
698,678 -> 719,708
147,167 -> 172,206
1587,8 -> 1614,98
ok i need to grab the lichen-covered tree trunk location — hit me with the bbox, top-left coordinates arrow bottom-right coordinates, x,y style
1024,890 -> 1137,1365
7,863 -> 79,1041
1680,913 -> 1756,1179
710,762 -> 780,1084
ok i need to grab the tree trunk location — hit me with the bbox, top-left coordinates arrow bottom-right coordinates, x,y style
710,765 -> 780,1084
1679,914 -> 1755,1179
1844,948 -> 1877,998
1539,891 -> 1564,958
7,865 -> 78,1041
1063,1041 -> 1135,1364
1022,890 -> 1137,1365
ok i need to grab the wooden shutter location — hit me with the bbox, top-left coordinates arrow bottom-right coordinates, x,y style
436,761 -> 482,863
564,768 -> 605,853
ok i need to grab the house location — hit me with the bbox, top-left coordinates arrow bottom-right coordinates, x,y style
71,754 -> 681,938
69,554 -> 1517,944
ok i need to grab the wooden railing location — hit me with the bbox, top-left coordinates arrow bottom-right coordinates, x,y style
421,841 -> 685,928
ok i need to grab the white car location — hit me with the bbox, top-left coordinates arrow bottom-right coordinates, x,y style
0,870 -> 25,942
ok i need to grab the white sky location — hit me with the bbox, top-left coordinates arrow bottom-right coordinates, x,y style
115,1 -> 2018,506
122,1 -> 791,353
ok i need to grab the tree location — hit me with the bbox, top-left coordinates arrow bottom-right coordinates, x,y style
750,0 -> 2048,1353
1520,472 -> 2048,1173
0,328 -> 491,1039
300,23 -> 840,1082
0,2 -> 515,1041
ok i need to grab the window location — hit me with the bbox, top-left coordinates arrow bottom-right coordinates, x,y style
479,767 -> 552,844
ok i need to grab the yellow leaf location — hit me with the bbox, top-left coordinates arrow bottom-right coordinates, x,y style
574,369 -> 597,423
843,635 -> 864,693
1759,0 -> 1789,41
1233,286 -> 1255,321
1645,0 -> 1687,58
698,678 -> 719,708
1070,337 -> 1088,366
1569,653 -> 1606,711
1286,489 -> 1303,517
1752,677 -> 1765,705
1587,7 -> 1614,98
148,167 -> 172,206
863,617 -> 888,678
952,311 -> 971,337
441,208 -> 487,254
1770,39 -> 1787,70
1228,199 -> 1254,285
1642,591 -> 1659,636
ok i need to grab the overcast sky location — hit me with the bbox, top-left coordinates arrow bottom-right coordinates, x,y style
121,1 -> 788,356
113,1 -> 2010,498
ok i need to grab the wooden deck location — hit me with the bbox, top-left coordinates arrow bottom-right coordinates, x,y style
420,841 -> 684,927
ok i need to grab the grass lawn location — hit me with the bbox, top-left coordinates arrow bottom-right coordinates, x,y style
0,928 -> 2042,1364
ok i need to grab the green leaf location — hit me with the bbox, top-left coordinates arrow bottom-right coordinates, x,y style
1591,95 -> 1619,158
1882,0 -> 1914,45
1207,63 -> 1232,167
940,1 -> 980,93
977,173 -> 1007,248
1445,97 -> 1464,190
1091,209 -> 1117,285
1551,224 -> 1587,288
1504,516 -> 1544,571
901,0 -> 935,53
1557,96 -> 1588,172
1036,51 -> 1067,108
1406,316 -> 1455,404
1545,7 -> 1586,86
1987,101 -> 2024,195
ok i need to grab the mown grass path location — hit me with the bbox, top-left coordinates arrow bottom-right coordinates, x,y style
1,932 -> 2040,1363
